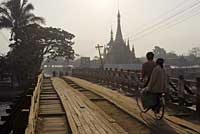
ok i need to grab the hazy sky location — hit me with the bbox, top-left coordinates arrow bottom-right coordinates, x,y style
1,0 -> 200,58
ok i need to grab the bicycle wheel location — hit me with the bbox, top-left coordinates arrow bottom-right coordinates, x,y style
154,97 -> 165,120
136,90 -> 149,113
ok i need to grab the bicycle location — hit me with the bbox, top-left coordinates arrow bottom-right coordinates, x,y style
136,88 -> 165,120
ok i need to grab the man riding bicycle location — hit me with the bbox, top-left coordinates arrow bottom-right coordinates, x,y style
145,58 -> 169,113
141,52 -> 156,88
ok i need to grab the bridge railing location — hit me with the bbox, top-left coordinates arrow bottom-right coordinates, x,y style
0,79 -> 38,133
72,68 -> 200,117
25,73 -> 43,134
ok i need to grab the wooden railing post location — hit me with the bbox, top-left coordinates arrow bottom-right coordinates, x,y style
178,75 -> 185,106
25,73 -> 43,134
105,68 -> 110,86
95,69 -> 98,82
118,69 -> 122,89
196,77 -> 200,117
127,70 -> 131,90
91,69 -> 95,82
113,68 -> 118,89
99,69 -> 103,83
122,70 -> 129,93
110,69 -> 115,88
108,68 -> 112,86
104,68 -> 108,84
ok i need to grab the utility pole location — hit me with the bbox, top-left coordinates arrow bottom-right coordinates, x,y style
95,44 -> 104,70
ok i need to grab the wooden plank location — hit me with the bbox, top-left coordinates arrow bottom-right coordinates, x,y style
53,78 -> 102,134
54,85 -> 80,134
72,92 -> 114,134
64,97 -> 87,134
68,76 -> 200,134
25,74 -> 43,134
34,78 -> 70,134
74,92 -> 123,134
52,78 -> 128,134
60,78 -> 126,134
61,89 -> 88,134
65,91 -> 97,134
54,79 -> 106,134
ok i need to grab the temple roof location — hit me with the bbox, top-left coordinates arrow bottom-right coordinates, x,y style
115,10 -> 124,43
107,28 -> 114,47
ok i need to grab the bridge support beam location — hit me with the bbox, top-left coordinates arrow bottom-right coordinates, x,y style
196,77 -> 200,118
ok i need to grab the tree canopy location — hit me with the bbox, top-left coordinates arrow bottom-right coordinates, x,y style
0,0 -> 45,39
189,47 -> 200,57
6,24 -> 75,85
0,0 -> 75,87
153,46 -> 167,59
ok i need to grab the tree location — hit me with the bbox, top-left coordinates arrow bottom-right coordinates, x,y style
0,0 -> 45,39
0,0 -> 76,88
153,46 -> 167,59
15,24 -> 75,59
177,56 -> 189,66
189,47 -> 200,57
166,51 -> 178,59
0,55 -> 7,80
6,24 -> 75,87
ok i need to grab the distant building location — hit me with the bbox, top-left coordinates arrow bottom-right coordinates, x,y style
72,57 -> 91,68
90,59 -> 101,68
80,57 -> 90,68
103,11 -> 137,64
43,57 -> 72,76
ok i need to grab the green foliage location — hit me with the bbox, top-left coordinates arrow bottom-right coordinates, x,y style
6,24 -> 75,83
0,0 -> 44,39
189,47 -> 200,57
0,0 -> 75,86
0,55 -> 7,72
14,24 -> 75,59
166,51 -> 178,59
153,46 -> 167,59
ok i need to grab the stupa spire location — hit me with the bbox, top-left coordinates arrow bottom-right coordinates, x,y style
115,10 -> 123,42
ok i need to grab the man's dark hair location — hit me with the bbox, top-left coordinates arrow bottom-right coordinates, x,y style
156,58 -> 164,68
146,52 -> 154,60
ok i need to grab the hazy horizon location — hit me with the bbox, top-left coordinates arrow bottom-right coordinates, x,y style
1,0 -> 200,58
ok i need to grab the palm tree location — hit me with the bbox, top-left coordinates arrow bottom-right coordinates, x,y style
0,0 -> 45,40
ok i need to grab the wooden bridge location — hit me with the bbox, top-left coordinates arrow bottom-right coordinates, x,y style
23,70 -> 200,134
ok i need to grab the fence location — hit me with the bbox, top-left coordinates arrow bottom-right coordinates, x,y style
0,77 -> 38,134
72,68 -> 200,116
25,73 -> 43,134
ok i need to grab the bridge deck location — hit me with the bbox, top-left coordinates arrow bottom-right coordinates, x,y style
66,76 -> 200,134
52,78 -> 131,134
31,77 -> 200,134
36,78 -> 70,134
